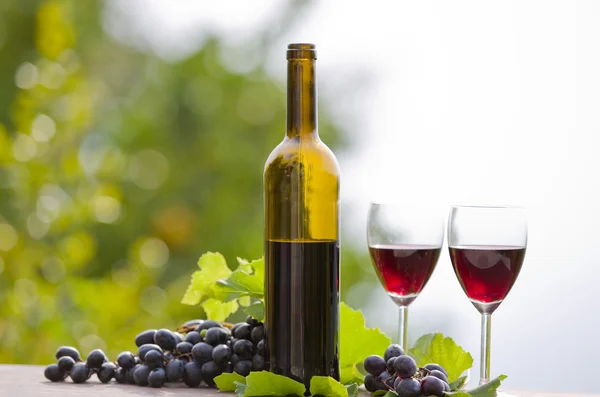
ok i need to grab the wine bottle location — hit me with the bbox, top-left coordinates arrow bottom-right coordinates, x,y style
264,43 -> 341,387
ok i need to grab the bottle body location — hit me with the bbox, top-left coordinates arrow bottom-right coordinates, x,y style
264,44 -> 340,386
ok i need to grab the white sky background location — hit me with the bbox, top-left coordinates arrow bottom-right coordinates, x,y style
106,0 -> 600,393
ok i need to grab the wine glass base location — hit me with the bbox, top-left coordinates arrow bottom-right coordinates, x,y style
388,292 -> 418,307
471,299 -> 502,314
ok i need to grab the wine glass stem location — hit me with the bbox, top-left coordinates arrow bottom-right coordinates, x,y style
398,306 -> 408,352
480,313 -> 491,385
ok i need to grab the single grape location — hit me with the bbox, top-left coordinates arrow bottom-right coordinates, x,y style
223,362 -> 234,373
393,355 -> 417,378
233,360 -> 252,377
205,327 -> 229,346
227,338 -> 237,349
138,344 -> 163,361
114,367 -> 127,384
233,323 -> 252,340
192,342 -> 214,363
196,320 -> 222,331
443,381 -> 451,392
395,378 -> 421,397
212,344 -> 232,365
69,363 -> 90,384
133,364 -> 151,386
252,354 -> 265,371
231,322 -> 245,336
183,361 -> 203,387
201,361 -> 223,386
86,349 -> 107,369
363,355 -> 387,376
55,346 -> 81,362
57,356 -> 76,373
176,341 -> 194,355
246,316 -> 259,326
126,366 -> 137,384
233,339 -> 254,359
184,319 -> 204,328
230,354 -> 240,366
200,329 -> 208,338
148,368 -> 166,388
144,349 -> 164,369
135,329 -> 157,347
185,331 -> 202,345
384,344 -> 405,362
429,369 -> 449,384
173,332 -> 184,344
154,329 -> 177,351
424,363 -> 448,377
364,374 -> 378,393
256,339 -> 265,356
44,364 -> 65,382
421,376 -> 446,397
117,351 -> 136,369
386,357 -> 398,374
251,325 -> 264,343
166,359 -> 185,382
97,362 -> 116,383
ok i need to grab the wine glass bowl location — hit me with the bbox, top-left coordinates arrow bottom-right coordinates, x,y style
367,203 -> 444,351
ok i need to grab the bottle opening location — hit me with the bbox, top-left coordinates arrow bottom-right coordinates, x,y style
287,43 -> 317,60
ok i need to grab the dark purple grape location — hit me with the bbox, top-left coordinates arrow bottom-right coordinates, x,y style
135,329 -> 157,347
166,359 -> 185,382
44,364 -> 66,382
196,320 -> 222,331
386,357 -> 398,373
148,368 -> 166,388
212,344 -> 232,365
86,349 -> 107,369
117,351 -> 136,369
256,339 -> 265,356
154,329 -> 177,351
183,361 -> 203,387
133,364 -> 151,386
424,363 -> 448,377
201,361 -> 222,386
138,344 -> 163,361
233,339 -> 253,359
233,323 -> 252,340
384,344 -> 405,362
251,325 -> 264,343
364,374 -> 378,392
97,362 -> 116,383
126,366 -> 137,384
363,355 -> 387,376
231,322 -> 245,336
191,342 -> 213,363
396,378 -> 421,397
246,316 -> 259,326
176,341 -> 194,355
230,354 -> 240,366
421,376 -> 446,397
429,369 -> 449,384
393,355 -> 417,378
69,363 -> 90,383
185,331 -> 202,345
233,360 -> 252,377
55,346 -> 81,362
252,354 -> 265,371
114,367 -> 127,383
145,349 -> 164,369
173,332 -> 184,344
205,327 -> 229,346
57,356 -> 76,373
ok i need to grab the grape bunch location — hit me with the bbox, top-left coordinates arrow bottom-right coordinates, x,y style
363,344 -> 450,397
44,316 -> 267,388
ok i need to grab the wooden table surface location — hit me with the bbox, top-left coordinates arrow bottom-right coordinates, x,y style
0,365 -> 595,397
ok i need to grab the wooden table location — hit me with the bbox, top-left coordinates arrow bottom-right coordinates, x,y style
0,365 -> 594,397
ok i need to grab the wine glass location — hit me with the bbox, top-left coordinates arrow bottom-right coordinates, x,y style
367,203 -> 444,352
448,205 -> 527,385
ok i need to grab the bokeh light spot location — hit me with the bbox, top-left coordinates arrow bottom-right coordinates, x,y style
27,214 -> 49,239
111,264 -> 139,288
128,149 -> 169,190
0,223 -> 18,251
31,114 -> 56,142
12,133 -> 37,162
79,334 -> 107,354
139,238 -> 169,268
14,62 -> 38,89
0,255 -> 4,275
93,196 -> 121,224
38,59 -> 66,89
13,278 -> 38,309
41,256 -> 66,284
72,320 -> 98,340
139,286 -> 168,316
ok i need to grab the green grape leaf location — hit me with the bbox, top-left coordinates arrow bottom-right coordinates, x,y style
235,381 -> 248,397
345,383 -> 359,397
340,302 -> 392,385
383,392 -> 398,397
181,252 -> 232,305
449,375 -> 468,391
372,390 -> 388,397
241,371 -> 306,397
212,257 -> 265,302
237,257 -> 254,273
243,300 -> 265,321
215,372 -> 246,391
454,375 -> 507,397
202,298 -> 239,322
310,376 -> 348,397
409,333 -> 473,383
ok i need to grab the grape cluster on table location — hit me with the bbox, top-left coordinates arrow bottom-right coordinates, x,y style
363,344 -> 451,397
44,316 -> 266,388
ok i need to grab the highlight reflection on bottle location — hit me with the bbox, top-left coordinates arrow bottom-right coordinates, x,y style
263,44 -> 341,387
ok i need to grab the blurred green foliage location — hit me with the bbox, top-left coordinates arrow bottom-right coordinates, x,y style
0,0 -> 373,364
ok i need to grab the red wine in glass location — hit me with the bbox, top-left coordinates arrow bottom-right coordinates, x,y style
369,244 -> 441,306
449,245 -> 526,314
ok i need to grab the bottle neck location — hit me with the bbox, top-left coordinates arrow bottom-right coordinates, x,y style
287,59 -> 317,138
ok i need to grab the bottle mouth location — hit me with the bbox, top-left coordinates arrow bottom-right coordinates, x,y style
287,43 -> 317,60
